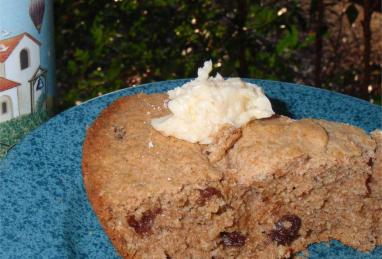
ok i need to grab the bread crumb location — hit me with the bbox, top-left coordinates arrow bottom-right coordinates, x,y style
164,99 -> 169,108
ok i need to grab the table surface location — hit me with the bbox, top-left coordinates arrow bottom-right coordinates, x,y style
1,79 -> 381,258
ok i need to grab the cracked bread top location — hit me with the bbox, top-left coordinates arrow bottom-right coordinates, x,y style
83,93 -> 376,208
227,116 -> 375,183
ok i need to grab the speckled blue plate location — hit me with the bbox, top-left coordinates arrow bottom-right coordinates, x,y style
1,79 -> 381,258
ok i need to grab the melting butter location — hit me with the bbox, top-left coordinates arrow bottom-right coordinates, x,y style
151,60 -> 274,144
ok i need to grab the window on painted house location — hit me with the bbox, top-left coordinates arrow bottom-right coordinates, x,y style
1,102 -> 7,114
20,48 -> 29,70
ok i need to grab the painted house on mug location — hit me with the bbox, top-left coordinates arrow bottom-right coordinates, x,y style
0,32 -> 46,123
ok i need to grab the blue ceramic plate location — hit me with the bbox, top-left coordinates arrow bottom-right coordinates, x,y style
1,79 -> 381,258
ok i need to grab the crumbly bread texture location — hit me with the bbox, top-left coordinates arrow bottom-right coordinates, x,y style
82,93 -> 381,259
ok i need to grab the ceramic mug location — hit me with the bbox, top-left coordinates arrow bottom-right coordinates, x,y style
0,0 -> 55,157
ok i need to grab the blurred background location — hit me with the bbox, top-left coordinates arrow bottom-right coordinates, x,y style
54,0 -> 382,111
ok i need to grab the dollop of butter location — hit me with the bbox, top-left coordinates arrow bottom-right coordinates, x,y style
151,60 -> 274,144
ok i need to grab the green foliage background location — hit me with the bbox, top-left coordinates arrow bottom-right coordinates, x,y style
54,0 -> 380,110
55,0 -> 309,109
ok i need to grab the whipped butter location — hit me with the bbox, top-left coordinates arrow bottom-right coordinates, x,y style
151,60 -> 274,144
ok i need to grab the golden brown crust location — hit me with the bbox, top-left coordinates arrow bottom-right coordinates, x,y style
83,93 -> 380,259
370,130 -> 382,245
202,124 -> 242,163
82,97 -> 130,257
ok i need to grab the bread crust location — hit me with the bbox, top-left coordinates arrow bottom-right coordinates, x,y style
83,93 -> 380,259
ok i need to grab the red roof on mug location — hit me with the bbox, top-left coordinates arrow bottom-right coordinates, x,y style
0,77 -> 20,92
0,33 -> 41,63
